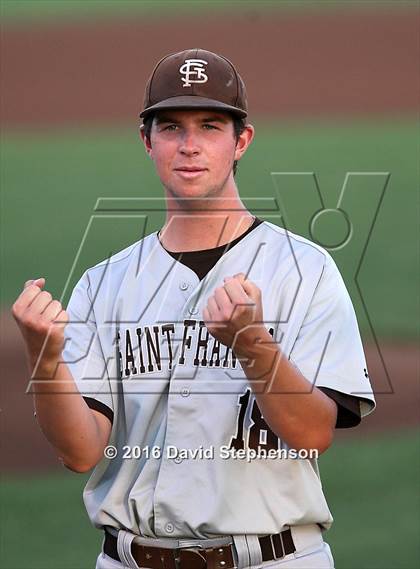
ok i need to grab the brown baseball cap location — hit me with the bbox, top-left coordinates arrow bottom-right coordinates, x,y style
140,48 -> 248,120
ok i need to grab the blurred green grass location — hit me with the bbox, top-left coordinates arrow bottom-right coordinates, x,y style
1,0 -> 414,24
320,429 -> 420,569
1,429 -> 419,568
1,119 -> 417,338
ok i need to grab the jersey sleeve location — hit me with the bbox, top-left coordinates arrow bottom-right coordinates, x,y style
62,271 -> 114,424
317,387 -> 361,428
289,253 -> 375,420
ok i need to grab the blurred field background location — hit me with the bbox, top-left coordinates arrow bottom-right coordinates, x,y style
1,1 -> 419,568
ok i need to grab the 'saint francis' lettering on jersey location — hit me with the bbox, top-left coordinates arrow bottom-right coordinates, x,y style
117,320 -> 274,377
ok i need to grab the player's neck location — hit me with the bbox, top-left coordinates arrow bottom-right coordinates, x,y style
159,210 -> 255,253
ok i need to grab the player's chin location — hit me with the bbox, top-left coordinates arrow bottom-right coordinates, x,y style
172,176 -> 210,195
170,180 -> 218,200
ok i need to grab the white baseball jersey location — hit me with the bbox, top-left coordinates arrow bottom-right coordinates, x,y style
62,220 -> 375,539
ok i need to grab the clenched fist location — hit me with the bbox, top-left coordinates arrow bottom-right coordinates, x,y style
203,273 -> 266,355
12,278 -> 69,375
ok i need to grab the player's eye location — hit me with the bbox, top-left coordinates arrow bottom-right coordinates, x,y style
164,124 -> 178,131
203,124 -> 217,130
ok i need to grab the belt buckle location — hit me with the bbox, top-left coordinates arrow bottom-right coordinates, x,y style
176,546 -> 207,569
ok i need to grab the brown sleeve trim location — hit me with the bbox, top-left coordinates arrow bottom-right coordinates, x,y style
83,396 -> 114,425
318,387 -> 361,429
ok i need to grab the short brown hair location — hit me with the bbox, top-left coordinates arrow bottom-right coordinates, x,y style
141,113 -> 246,176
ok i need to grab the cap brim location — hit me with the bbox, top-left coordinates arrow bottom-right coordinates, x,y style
140,96 -> 247,119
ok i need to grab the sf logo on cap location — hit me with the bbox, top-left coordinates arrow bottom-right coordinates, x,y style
179,59 -> 208,87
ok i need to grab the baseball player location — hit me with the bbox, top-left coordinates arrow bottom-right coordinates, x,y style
12,49 -> 375,569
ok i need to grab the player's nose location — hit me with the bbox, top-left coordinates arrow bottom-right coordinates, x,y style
178,130 -> 201,156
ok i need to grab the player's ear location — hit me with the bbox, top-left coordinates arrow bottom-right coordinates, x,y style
139,124 -> 153,158
234,124 -> 254,162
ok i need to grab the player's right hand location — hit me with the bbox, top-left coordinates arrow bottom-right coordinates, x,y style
11,278 -> 69,374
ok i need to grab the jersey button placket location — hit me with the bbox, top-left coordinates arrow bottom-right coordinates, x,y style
153,270 -> 198,537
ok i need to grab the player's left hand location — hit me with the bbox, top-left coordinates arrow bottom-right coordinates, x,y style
203,273 -> 266,353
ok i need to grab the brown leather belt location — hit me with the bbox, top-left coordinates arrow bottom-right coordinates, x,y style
103,528 -> 296,569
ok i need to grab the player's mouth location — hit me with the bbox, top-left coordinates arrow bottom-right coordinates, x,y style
174,167 -> 207,179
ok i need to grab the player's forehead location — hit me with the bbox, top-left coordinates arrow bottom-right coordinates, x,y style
153,109 -> 233,126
